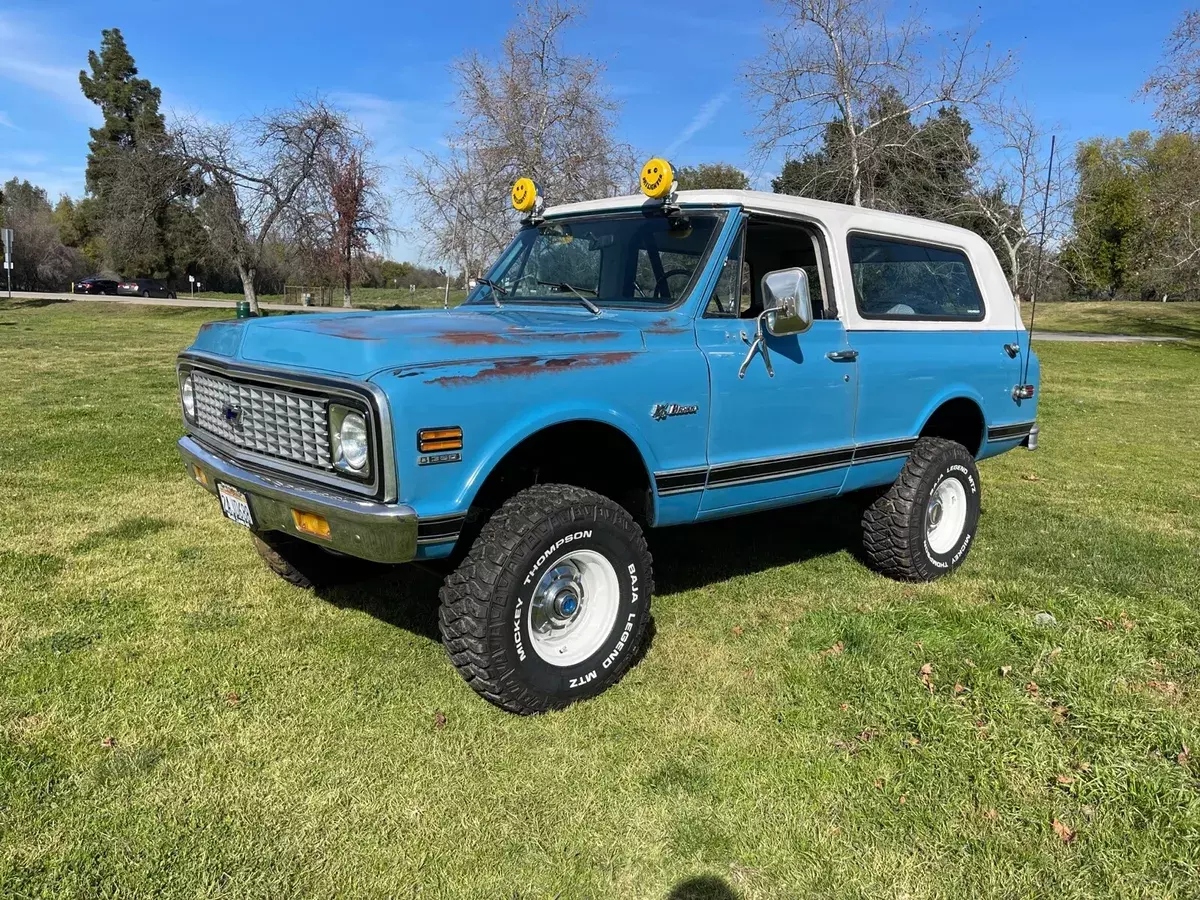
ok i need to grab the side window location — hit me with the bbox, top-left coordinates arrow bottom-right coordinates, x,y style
848,235 -> 985,321
706,227 -> 751,317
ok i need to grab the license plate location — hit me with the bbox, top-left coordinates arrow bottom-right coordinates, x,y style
217,482 -> 254,529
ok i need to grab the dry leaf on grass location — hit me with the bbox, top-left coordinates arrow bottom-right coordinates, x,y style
1096,617 -> 1115,629
225,691 -> 240,706
819,641 -> 844,658
1052,704 -> 1070,723
953,682 -> 967,695
1021,473 -> 1040,482
1055,774 -> 1076,786
1052,818 -> 1077,844
732,625 -> 744,637
1025,681 -> 1040,697
433,710 -> 447,730
1000,665 -> 1012,677
1178,745 -> 1191,767
839,702 -> 850,712
856,729 -> 876,743
918,663 -> 934,693
101,736 -> 117,749
983,808 -> 999,821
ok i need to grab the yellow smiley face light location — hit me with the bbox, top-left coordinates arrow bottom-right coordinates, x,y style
511,177 -> 539,213
640,157 -> 675,199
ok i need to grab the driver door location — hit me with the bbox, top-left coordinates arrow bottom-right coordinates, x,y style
696,218 -> 858,515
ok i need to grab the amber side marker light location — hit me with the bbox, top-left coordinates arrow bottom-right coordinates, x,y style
291,509 -> 331,540
418,427 -> 463,453
192,465 -> 208,487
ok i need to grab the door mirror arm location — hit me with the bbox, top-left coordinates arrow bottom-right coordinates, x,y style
738,306 -> 782,379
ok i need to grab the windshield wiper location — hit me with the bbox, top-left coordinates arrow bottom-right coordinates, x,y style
537,280 -> 601,315
475,278 -> 507,308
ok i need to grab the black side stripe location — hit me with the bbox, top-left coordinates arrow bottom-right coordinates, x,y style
987,421 -> 1036,442
653,437 -> 921,496
417,514 -> 467,544
655,467 -> 708,496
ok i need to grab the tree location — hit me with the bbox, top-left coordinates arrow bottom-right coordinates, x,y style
675,163 -> 750,191
953,102 -> 1069,303
174,100 -> 355,312
772,94 -> 978,219
318,141 -> 391,307
407,0 -> 634,277
1143,10 -> 1200,131
0,179 -> 89,291
79,28 -> 166,197
746,0 -> 1012,207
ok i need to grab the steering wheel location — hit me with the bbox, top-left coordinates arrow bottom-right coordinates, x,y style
653,267 -> 693,301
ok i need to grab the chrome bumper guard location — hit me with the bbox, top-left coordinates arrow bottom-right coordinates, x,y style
179,436 -> 417,563
1023,424 -> 1039,451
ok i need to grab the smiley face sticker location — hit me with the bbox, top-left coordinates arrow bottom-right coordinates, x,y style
640,158 -> 674,199
511,177 -> 539,212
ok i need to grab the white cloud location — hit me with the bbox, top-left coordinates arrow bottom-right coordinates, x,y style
0,14 -> 99,124
664,89 -> 732,158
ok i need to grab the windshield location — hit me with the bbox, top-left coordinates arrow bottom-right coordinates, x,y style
467,210 -> 726,309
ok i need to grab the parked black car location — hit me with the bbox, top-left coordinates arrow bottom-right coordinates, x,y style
118,277 -> 176,299
76,276 -> 119,295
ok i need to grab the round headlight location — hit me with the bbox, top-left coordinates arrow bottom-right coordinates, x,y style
338,411 -> 369,471
181,374 -> 195,419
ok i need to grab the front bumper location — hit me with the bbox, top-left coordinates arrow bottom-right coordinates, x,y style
179,436 -> 418,563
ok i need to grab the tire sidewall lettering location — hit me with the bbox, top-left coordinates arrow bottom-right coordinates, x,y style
504,519 -> 647,697
922,461 -> 980,570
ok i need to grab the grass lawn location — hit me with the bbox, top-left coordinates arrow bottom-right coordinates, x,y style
1,299 -> 1198,898
1024,300 -> 1200,341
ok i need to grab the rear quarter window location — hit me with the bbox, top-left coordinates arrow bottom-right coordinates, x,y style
848,234 -> 985,322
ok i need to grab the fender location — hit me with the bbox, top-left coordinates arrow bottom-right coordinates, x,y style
913,384 -> 989,443
453,401 -> 663,521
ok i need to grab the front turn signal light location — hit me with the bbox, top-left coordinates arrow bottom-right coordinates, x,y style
292,509 -> 331,540
418,427 -> 463,453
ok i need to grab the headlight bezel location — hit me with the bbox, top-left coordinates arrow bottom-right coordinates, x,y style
329,403 -> 372,478
180,372 -> 196,421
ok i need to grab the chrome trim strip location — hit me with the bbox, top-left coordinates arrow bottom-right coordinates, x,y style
179,436 -> 416,564
417,513 -> 467,545
987,421 -> 1037,442
178,352 -> 398,503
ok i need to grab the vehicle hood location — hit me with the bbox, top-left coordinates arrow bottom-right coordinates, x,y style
189,306 -> 649,377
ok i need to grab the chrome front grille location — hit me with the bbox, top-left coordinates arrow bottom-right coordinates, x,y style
192,370 -> 331,468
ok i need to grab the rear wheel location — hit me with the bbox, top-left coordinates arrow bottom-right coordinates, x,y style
861,437 -> 981,581
439,484 -> 653,714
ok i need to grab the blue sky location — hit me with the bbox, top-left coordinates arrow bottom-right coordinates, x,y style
0,0 -> 1188,262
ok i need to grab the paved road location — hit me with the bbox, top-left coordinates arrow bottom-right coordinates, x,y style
1033,331 -> 1187,343
1,292 -> 1192,340
1,290 -> 355,313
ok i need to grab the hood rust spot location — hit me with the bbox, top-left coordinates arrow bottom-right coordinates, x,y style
426,352 -> 636,388
431,329 -> 624,346
309,318 -> 385,341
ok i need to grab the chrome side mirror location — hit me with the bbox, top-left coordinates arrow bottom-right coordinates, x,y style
762,268 -> 813,336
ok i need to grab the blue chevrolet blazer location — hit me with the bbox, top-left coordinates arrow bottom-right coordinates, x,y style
177,175 -> 1039,714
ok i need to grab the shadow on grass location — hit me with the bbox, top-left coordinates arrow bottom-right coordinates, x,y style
667,876 -> 741,900
316,563 -> 445,642
314,493 -> 871,646
0,296 -> 74,310
649,493 -> 871,595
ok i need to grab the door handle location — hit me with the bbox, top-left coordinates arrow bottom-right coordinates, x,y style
826,349 -> 858,362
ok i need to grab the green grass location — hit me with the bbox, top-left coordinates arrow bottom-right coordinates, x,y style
1,298 -> 1198,898
1024,300 -> 1200,340
195,286 -> 468,310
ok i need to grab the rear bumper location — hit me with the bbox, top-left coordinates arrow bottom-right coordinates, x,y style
178,436 -> 418,563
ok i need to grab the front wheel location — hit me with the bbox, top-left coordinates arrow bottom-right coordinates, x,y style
439,484 -> 653,714
861,437 -> 981,581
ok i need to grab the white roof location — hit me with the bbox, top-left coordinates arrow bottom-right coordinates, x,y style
546,189 -> 1020,333
547,189 -> 983,244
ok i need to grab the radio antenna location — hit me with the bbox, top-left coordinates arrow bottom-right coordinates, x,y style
1023,134 -> 1056,388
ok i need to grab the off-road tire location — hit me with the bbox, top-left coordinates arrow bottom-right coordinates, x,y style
439,484 -> 653,714
252,531 -> 346,590
861,437 -> 981,582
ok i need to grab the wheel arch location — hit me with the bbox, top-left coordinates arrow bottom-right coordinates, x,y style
456,411 -> 660,526
917,392 -> 987,457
